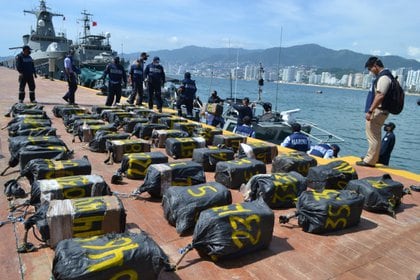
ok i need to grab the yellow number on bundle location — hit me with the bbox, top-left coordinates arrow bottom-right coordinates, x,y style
82,237 -> 139,272
229,214 -> 261,248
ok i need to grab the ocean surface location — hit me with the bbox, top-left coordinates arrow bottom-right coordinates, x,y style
188,76 -> 420,174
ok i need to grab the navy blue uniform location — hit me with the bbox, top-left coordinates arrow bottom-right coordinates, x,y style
207,95 -> 224,127
102,62 -> 127,106
128,60 -> 145,105
177,78 -> 197,115
378,131 -> 395,165
16,52 -> 36,102
281,132 -> 311,152
144,63 -> 165,110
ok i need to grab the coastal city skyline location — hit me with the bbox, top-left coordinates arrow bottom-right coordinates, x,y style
1,0 -> 420,62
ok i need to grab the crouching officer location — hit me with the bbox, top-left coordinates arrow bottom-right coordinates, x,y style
177,72 -> 197,116
101,56 -> 127,106
16,45 -> 37,103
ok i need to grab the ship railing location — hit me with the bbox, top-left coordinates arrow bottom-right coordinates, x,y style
297,119 -> 345,144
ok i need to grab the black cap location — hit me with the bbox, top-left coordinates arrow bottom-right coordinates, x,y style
153,56 -> 160,62
243,97 -> 250,103
211,90 -> 217,96
384,122 -> 396,130
22,45 -> 32,51
331,144 -> 340,153
291,122 -> 301,132
184,72 -> 191,79
114,56 -> 120,63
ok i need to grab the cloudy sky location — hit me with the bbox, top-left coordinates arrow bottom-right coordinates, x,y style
2,0 -> 420,61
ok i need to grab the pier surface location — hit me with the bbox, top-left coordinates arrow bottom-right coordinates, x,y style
0,67 -> 419,279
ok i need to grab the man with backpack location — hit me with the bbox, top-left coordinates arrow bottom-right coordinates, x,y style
357,56 -> 392,167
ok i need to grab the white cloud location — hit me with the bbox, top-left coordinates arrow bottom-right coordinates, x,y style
408,46 -> 420,57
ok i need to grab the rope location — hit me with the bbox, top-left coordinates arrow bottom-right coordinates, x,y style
279,211 -> 298,224
167,244 -> 194,271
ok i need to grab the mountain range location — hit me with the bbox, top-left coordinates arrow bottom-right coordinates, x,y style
125,44 -> 420,72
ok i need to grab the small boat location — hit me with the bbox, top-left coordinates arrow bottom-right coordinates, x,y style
215,64 -> 343,145
316,90 -> 323,94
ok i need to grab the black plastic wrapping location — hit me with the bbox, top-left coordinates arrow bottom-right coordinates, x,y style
52,232 -> 170,280
345,174 -> 405,215
88,131 -> 131,153
295,189 -> 364,233
137,161 -> 206,198
215,158 -> 267,189
117,151 -> 168,180
307,160 -> 358,191
21,156 -> 92,184
242,172 -> 307,208
131,123 -> 168,140
191,199 -> 274,261
162,182 -> 232,235
165,137 -> 206,159
272,151 -> 317,176
192,147 -> 235,172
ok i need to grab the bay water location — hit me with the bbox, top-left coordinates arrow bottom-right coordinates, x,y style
190,76 -> 420,174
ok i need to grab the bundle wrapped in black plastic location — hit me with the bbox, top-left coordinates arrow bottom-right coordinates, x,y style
75,123 -> 118,143
8,119 -> 52,136
162,182 -> 232,235
11,127 -> 57,137
52,104 -> 79,118
165,137 -> 206,159
280,189 -> 364,234
107,111 -> 136,125
67,119 -> 105,134
100,108 -> 125,122
192,146 -> 235,171
345,174 -> 408,217
272,151 -> 317,176
136,161 -> 205,198
105,138 -> 151,163
215,158 -> 266,189
195,127 -> 223,145
91,105 -> 117,114
6,136 -> 68,169
21,156 -> 92,184
307,160 -> 358,191
62,113 -> 97,128
112,151 -> 169,183
6,114 -> 50,127
88,131 -> 131,153
212,134 -> 246,152
60,107 -> 88,119
131,108 -> 154,117
241,171 -> 307,209
173,122 -> 202,136
30,174 -> 111,207
19,145 -> 72,171
131,123 -> 168,140
5,102 -> 44,118
151,129 -> 189,148
177,199 -> 274,263
52,232 -> 171,280
147,112 -> 172,123
239,142 -> 279,164
121,117 -> 149,133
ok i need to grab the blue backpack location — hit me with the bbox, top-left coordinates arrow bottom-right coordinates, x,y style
377,70 -> 405,115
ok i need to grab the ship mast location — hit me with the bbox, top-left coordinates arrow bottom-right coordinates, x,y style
257,63 -> 264,102
24,0 -> 64,37
79,10 -> 93,40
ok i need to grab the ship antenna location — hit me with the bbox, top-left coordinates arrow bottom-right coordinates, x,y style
257,62 -> 264,102
275,27 -> 283,112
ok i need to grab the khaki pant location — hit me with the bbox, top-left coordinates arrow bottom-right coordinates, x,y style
364,109 -> 388,165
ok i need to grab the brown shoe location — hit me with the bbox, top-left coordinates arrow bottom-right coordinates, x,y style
356,161 -> 375,167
